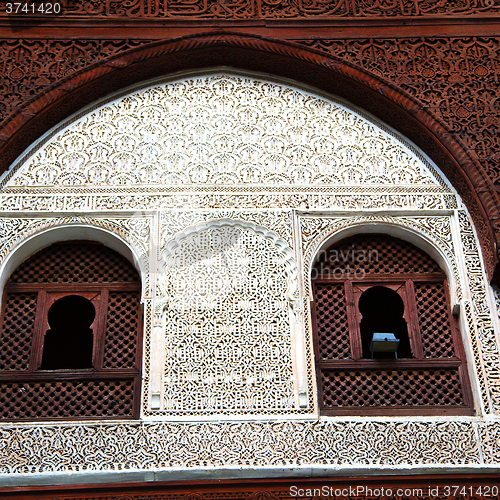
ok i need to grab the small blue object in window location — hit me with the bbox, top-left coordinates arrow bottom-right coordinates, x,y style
370,333 -> 400,358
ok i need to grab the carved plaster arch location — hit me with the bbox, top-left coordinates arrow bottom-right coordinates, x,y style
160,218 -> 298,301
0,217 -> 151,300
303,216 -> 461,306
0,33 -> 495,280
150,218 -> 307,414
2,69 -> 451,192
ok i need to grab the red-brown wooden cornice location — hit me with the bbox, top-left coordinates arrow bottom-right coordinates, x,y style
1,474 -> 500,499
2,0 -> 500,24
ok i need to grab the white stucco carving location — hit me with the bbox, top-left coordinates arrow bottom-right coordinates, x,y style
3,73 -> 448,190
0,71 -> 498,484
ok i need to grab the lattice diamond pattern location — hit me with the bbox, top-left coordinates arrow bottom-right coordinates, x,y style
0,379 -> 135,419
415,282 -> 455,358
314,233 -> 443,276
312,232 -> 467,411
9,242 -> 140,283
314,283 -> 351,359
103,292 -> 140,369
1,241 -> 141,420
321,369 -> 464,407
0,293 -> 37,371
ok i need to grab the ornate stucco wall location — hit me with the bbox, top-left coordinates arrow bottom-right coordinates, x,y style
1,72 -> 499,486
1,4 -> 499,283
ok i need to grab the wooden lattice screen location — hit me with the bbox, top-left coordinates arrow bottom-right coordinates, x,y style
0,241 -> 142,420
312,233 -> 473,415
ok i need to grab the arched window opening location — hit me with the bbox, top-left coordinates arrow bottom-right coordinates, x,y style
0,241 -> 142,420
41,295 -> 96,370
358,286 -> 412,359
311,233 -> 473,416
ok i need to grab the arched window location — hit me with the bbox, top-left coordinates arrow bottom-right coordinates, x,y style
311,233 -> 473,415
0,241 -> 142,420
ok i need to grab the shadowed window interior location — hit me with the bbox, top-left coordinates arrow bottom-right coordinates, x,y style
311,233 -> 473,416
359,286 -> 412,359
41,295 -> 96,370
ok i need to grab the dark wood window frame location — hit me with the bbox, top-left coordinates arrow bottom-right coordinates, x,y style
312,237 -> 474,416
0,242 -> 143,421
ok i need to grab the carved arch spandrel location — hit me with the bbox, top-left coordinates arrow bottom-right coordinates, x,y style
0,216 -> 152,300
300,216 -> 459,301
0,34 -> 495,281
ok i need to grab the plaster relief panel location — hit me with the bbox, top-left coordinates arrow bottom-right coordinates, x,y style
153,220 -> 301,415
3,73 -> 449,192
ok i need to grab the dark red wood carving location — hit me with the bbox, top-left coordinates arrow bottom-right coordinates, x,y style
3,0 -> 500,19
1,475 -> 499,499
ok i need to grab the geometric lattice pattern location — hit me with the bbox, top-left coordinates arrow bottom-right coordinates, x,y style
0,292 -> 37,371
0,379 -> 135,419
314,283 -> 351,359
321,369 -> 465,407
103,292 -> 140,369
0,241 -> 142,420
312,231 -> 470,413
8,241 -> 140,284
314,233 -> 443,277
161,224 -> 295,414
415,282 -> 455,359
